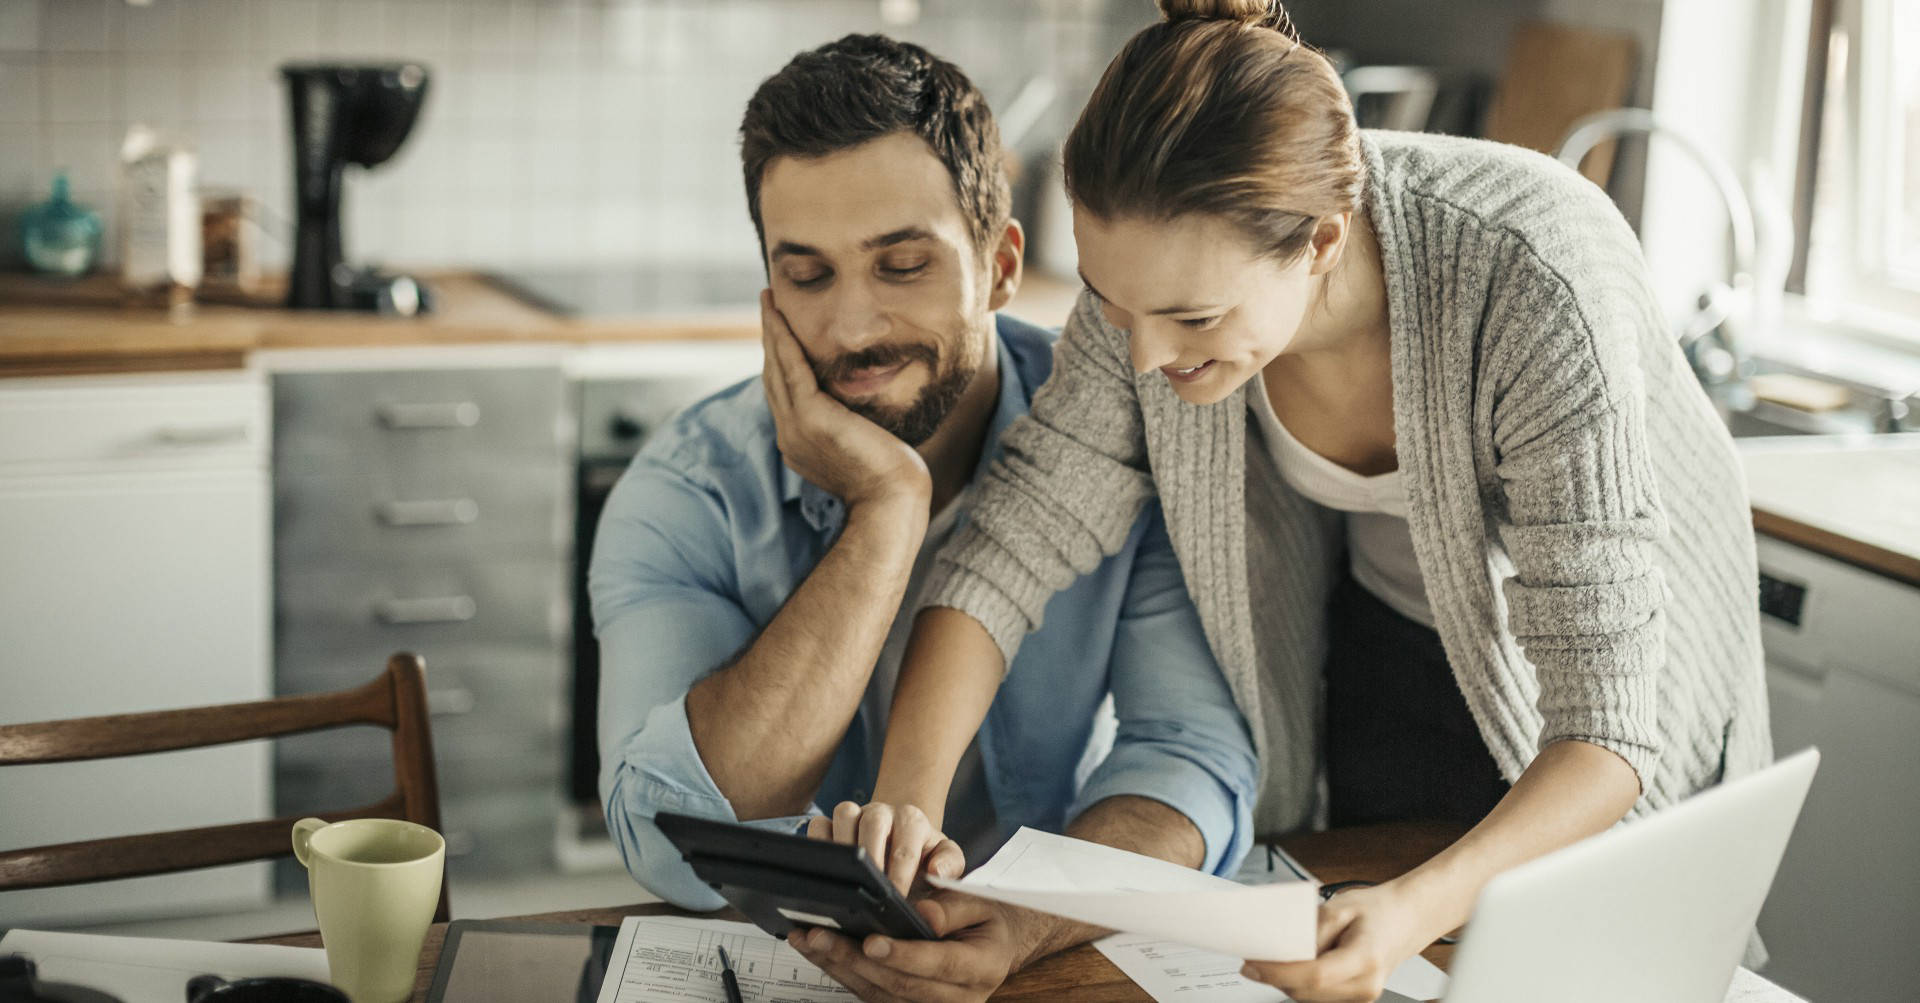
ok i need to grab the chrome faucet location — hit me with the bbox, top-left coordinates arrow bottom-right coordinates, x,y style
1555,108 -> 1779,387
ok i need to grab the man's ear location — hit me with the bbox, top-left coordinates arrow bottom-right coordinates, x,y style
986,219 -> 1026,312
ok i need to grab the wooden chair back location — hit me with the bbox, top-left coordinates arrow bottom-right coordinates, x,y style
0,653 -> 450,922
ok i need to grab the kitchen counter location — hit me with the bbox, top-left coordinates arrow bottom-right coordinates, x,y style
0,271 -> 1088,377
0,272 -> 756,377
1741,436 -> 1920,588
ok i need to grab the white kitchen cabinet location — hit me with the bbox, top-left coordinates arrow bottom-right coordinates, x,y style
0,370 -> 273,927
1753,532 -> 1920,1003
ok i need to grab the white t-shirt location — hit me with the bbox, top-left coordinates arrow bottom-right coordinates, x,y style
1249,376 -> 1435,628
858,491 -> 1000,865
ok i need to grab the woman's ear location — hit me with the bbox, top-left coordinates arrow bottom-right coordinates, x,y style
987,219 -> 1026,312
1307,211 -> 1352,277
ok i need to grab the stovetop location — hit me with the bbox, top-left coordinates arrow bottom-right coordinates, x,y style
486,265 -> 766,317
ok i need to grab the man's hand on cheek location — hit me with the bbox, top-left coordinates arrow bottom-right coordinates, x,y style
760,290 -> 931,513
787,893 -> 1032,1003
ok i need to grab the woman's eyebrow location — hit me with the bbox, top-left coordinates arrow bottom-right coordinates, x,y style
1078,269 -> 1222,315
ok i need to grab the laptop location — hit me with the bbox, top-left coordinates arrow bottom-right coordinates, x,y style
1435,747 -> 1820,1003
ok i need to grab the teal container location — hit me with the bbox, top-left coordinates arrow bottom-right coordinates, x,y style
18,172 -> 103,277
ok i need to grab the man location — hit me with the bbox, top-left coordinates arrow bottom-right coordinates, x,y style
590,34 -> 1257,1000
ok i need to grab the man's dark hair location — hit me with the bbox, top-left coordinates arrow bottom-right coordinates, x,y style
740,34 -> 1010,251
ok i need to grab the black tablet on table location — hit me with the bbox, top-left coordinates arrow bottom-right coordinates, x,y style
423,920 -> 620,1003
654,811 -> 940,941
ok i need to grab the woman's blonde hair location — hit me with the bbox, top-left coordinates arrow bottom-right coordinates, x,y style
1064,0 -> 1363,261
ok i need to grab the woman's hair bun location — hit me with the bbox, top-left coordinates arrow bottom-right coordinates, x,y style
1157,0 -> 1283,28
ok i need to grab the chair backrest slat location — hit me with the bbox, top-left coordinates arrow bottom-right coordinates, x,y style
0,675 -> 394,766
0,794 -> 410,891
0,653 -> 449,922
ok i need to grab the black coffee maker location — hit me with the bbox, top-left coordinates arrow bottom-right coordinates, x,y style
282,62 -> 432,314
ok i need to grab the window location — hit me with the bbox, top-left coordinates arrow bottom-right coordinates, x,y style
1799,0 -> 1920,337
1886,0 -> 1920,284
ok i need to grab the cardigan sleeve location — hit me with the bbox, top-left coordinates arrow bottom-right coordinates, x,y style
921,290 -> 1158,665
1486,240 -> 1669,792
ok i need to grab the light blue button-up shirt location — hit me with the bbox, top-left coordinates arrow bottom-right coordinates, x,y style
589,312 -> 1257,909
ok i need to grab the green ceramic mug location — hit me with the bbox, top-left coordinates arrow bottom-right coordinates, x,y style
291,817 -> 445,1003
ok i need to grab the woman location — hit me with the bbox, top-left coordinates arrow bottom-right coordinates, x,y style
849,2 -> 1769,998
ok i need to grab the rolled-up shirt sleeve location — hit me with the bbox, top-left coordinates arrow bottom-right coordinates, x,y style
597,690 -> 816,910
1068,508 -> 1258,877
590,452 -> 818,909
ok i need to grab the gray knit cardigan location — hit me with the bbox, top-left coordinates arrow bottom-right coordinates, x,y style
923,130 -> 1771,837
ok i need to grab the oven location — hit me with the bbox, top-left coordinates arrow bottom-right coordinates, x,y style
563,345 -> 762,864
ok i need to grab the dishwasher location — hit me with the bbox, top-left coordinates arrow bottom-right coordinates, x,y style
1753,532 -> 1920,1002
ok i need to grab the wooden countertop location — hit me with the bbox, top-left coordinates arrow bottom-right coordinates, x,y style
0,272 -> 756,376
1742,436 -> 1920,588
0,271 -> 1088,377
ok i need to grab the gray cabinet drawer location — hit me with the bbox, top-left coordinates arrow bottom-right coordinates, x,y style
274,738 -> 405,816
275,559 -> 567,664
439,789 -> 559,875
275,649 -> 564,754
275,638 -> 564,697
273,367 -> 568,467
272,769 -> 558,882
276,720 -> 561,794
275,463 -> 569,566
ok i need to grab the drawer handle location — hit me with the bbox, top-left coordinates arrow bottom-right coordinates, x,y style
378,498 -> 480,527
427,687 -> 477,716
155,424 -> 252,445
375,595 -> 476,625
377,401 -> 480,430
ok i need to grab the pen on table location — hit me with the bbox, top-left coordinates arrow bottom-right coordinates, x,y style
716,945 -> 745,1003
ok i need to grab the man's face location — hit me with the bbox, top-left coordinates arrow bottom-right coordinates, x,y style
757,132 -> 994,446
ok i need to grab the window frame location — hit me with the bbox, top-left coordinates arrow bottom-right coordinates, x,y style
1794,0 -> 1920,343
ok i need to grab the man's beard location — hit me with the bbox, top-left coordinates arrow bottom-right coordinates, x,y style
812,341 -> 976,447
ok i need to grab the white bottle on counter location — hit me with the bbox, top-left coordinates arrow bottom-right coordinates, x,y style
119,125 -> 202,309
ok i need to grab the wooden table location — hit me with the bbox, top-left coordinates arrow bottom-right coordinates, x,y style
258,822 -> 1464,1001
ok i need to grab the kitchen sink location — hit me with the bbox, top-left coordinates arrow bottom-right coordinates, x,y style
1707,357 -> 1918,439
1719,401 -> 1888,438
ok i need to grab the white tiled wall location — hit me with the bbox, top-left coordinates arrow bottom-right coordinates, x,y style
0,0 -> 1135,272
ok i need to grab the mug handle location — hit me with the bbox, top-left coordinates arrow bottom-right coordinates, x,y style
186,974 -> 227,1001
292,817 -> 328,868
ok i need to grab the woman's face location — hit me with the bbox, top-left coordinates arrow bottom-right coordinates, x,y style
1073,208 -> 1342,405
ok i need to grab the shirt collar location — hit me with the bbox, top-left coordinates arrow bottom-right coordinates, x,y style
782,317 -> 1027,533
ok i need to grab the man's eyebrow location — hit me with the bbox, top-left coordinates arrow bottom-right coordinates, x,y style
769,240 -> 821,262
1077,269 -> 1222,315
862,226 -> 936,250
769,229 -> 932,261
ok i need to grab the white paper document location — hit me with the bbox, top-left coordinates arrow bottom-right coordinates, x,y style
592,915 -> 853,1003
929,827 -> 1320,961
0,929 -> 331,1003
937,828 -> 1450,1003
1095,931 -> 1450,1003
